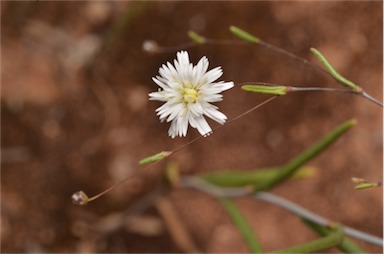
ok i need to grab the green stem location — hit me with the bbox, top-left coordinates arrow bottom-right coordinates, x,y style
272,224 -> 344,253
301,219 -> 366,253
254,119 -> 357,191
254,192 -> 383,247
219,197 -> 263,253
228,26 -> 382,107
243,83 -> 383,107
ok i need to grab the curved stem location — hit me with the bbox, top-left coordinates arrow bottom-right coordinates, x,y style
180,177 -> 383,247
291,87 -> 383,107
301,219 -> 366,253
171,96 -> 277,154
255,192 -> 383,247
360,91 -> 383,107
73,96 -> 276,204
258,41 -> 330,77
145,31 -> 383,107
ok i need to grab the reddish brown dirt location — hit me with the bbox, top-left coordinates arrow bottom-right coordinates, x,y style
1,1 -> 383,253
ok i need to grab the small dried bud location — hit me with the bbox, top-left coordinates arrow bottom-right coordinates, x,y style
142,40 -> 159,53
72,191 -> 89,206
351,177 -> 366,184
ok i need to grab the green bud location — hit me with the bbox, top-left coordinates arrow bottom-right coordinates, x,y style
229,26 -> 260,44
139,151 -> 172,165
242,84 -> 288,95
355,182 -> 379,190
188,30 -> 206,44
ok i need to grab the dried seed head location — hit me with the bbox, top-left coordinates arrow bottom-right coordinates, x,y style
71,191 -> 89,206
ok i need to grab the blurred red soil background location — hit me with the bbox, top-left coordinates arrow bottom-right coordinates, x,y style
1,1 -> 383,253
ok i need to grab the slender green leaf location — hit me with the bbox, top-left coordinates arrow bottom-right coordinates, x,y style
255,119 -> 357,191
220,197 -> 263,253
200,166 -> 315,187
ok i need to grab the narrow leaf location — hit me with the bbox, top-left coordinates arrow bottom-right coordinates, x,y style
255,119 -> 357,191
200,166 -> 315,187
220,197 -> 263,253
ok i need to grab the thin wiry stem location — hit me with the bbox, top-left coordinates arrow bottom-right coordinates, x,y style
290,86 -> 383,107
361,91 -> 383,107
181,177 -> 383,247
171,96 -> 277,154
181,177 -> 253,197
287,86 -> 355,94
255,192 -> 383,247
257,40 -> 330,77
73,96 -> 277,204
250,40 -> 383,107
145,36 -> 383,107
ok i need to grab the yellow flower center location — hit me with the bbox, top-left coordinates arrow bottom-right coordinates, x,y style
183,87 -> 198,103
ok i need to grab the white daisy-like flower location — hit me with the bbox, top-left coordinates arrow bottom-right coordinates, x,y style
149,51 -> 234,138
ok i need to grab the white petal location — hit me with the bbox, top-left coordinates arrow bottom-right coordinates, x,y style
203,104 -> 228,124
149,50 -> 234,138
201,94 -> 223,103
177,114 -> 189,137
168,111 -> 189,138
148,91 -> 167,101
156,101 -> 178,120
152,77 -> 168,90
189,102 -> 204,116
193,56 -> 209,84
202,67 -> 223,84
212,81 -> 235,91
166,103 -> 184,122
159,62 -> 179,83
175,51 -> 190,74
189,115 -> 212,136
168,121 -> 178,138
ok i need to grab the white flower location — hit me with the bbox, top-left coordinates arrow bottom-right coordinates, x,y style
149,51 -> 234,138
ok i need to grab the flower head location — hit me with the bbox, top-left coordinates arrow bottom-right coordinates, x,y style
149,51 -> 234,138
